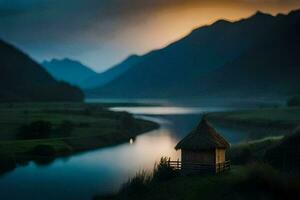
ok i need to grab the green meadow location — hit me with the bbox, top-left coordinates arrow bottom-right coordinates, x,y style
207,107 -> 300,127
0,103 -> 158,174
207,107 -> 300,139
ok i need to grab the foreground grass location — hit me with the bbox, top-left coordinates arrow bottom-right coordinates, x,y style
95,164 -> 300,200
228,136 -> 283,164
0,103 -> 158,174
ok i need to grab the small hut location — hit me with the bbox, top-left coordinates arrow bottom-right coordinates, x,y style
174,118 -> 230,174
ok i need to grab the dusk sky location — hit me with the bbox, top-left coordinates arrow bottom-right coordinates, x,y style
0,0 -> 300,72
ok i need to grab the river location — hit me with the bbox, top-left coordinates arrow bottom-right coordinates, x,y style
0,105 -> 248,200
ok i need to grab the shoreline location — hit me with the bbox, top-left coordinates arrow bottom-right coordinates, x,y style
95,118 -> 300,199
0,118 -> 159,176
206,107 -> 300,139
0,103 -> 159,176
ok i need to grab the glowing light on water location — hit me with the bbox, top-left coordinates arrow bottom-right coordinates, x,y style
111,106 -> 202,115
0,105 -> 246,199
110,106 -> 235,115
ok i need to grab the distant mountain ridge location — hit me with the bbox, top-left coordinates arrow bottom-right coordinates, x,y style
0,40 -> 83,102
87,9 -> 300,99
42,55 -> 141,89
42,58 -> 98,88
81,55 -> 142,89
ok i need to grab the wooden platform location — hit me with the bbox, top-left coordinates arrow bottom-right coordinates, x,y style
168,160 -> 231,174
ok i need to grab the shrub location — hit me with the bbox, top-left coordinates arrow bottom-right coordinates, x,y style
18,120 -> 53,139
56,120 -> 74,137
287,96 -> 300,107
119,157 -> 178,196
31,144 -> 56,157
228,147 -> 255,165
119,170 -> 152,196
153,157 -> 179,182
264,128 -> 300,172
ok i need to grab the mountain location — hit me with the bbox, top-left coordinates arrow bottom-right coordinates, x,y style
198,10 -> 300,97
81,55 -> 142,89
42,55 -> 141,89
0,40 -> 84,102
87,10 -> 300,99
42,58 -> 98,88
42,58 -> 97,87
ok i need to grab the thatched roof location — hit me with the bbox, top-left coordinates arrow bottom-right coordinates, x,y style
175,119 -> 230,150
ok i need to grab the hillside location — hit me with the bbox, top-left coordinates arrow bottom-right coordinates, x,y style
199,10 -> 300,97
0,40 -> 83,102
207,107 -> 300,139
82,55 -> 142,89
87,10 -> 300,99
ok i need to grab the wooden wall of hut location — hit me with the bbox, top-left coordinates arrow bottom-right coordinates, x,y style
181,149 -> 215,164
215,148 -> 226,164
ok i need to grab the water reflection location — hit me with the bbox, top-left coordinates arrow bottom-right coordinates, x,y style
110,106 -> 233,115
0,115 -> 181,200
129,138 -> 134,144
0,106 -> 247,200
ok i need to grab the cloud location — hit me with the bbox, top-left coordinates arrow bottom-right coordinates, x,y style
0,0 -> 299,71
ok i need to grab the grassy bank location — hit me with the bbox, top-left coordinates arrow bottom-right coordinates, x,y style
228,136 -> 283,164
96,164 -> 300,200
0,103 -> 159,174
207,107 -> 300,139
96,129 -> 300,200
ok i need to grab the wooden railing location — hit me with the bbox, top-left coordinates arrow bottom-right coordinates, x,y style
216,161 -> 231,173
168,160 -> 230,174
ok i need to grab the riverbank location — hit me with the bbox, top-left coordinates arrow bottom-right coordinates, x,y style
0,103 -> 159,175
206,107 -> 300,139
96,163 -> 300,200
96,128 -> 300,200
95,106 -> 300,200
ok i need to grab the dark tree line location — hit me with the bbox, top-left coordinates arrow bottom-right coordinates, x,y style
18,120 -> 74,139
